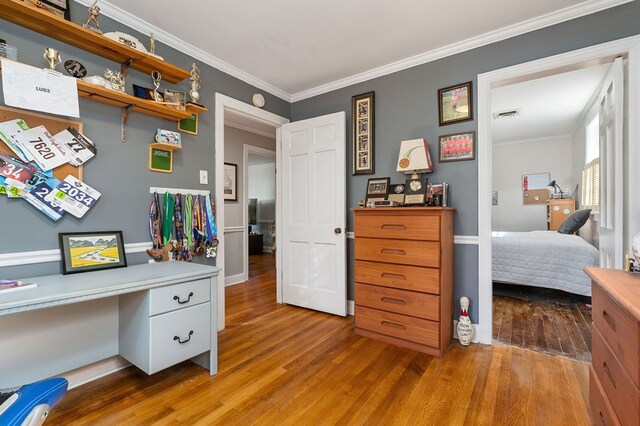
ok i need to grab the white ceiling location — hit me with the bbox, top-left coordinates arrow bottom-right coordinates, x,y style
491,63 -> 610,143
87,0 -> 629,101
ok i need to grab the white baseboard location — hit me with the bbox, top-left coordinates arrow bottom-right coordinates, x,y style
453,320 -> 481,344
263,246 -> 273,253
225,273 -> 247,286
348,299 -> 354,316
58,356 -> 130,389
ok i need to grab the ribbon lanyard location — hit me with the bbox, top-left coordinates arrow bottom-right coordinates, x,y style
162,192 -> 174,246
205,193 -> 216,238
174,193 -> 183,245
185,194 -> 193,247
194,195 -> 204,240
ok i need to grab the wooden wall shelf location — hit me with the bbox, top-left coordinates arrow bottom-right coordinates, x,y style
186,103 -> 208,114
77,81 -> 191,121
0,0 -> 190,84
150,142 -> 182,151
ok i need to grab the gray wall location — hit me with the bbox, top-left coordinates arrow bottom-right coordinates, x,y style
0,2 -> 289,279
290,1 -> 640,321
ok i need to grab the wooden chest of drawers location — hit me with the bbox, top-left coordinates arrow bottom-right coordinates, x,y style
586,268 -> 640,426
353,207 -> 455,357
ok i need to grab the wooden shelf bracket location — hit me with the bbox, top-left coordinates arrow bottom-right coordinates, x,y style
121,57 -> 135,79
121,104 -> 135,142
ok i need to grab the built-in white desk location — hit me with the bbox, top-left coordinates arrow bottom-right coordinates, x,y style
0,262 -> 220,388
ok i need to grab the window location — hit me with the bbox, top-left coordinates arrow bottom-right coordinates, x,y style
582,115 -> 599,211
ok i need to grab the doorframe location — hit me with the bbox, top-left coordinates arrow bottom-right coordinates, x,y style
215,93 -> 289,330
476,35 -> 640,345
243,144 -> 277,281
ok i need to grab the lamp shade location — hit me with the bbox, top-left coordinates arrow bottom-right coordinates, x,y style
547,180 -> 557,190
397,138 -> 433,174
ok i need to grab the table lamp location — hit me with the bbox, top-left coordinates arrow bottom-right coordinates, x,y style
547,180 -> 564,199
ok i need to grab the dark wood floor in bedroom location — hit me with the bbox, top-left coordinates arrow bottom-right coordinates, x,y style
493,283 -> 592,362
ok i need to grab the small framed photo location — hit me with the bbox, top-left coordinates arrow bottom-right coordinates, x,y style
59,231 -> 127,275
439,131 -> 475,162
388,183 -> 406,204
438,81 -> 473,126
133,84 -> 150,100
352,91 -> 375,175
164,89 -> 187,111
366,177 -> 390,203
224,162 -> 238,202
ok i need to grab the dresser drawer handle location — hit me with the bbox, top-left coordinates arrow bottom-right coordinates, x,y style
381,248 -> 406,255
173,330 -> 194,344
381,273 -> 406,280
381,320 -> 406,330
381,297 -> 407,305
602,310 -> 616,331
602,361 -> 616,388
381,224 -> 407,230
173,292 -> 194,304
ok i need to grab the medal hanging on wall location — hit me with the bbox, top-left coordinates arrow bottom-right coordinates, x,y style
146,191 -> 164,259
173,193 -> 190,262
205,193 -> 218,258
193,195 -> 206,256
184,194 -> 194,259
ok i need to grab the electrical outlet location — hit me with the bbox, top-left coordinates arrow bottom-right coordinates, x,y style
199,170 -> 208,184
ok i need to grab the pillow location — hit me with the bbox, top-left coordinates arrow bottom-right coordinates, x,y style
558,209 -> 591,234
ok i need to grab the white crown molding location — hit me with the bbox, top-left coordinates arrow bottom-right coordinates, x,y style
0,242 -> 152,268
74,0 -> 630,104
290,0 -> 632,101
73,0 -> 291,101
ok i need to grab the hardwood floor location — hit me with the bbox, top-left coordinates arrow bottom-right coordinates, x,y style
48,258 -> 591,425
493,284 -> 592,362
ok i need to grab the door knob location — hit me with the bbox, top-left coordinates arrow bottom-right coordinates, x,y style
334,227 -> 342,234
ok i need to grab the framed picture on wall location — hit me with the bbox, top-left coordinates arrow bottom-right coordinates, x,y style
438,131 -> 475,162
438,81 -> 473,126
59,231 -> 127,275
352,91 -> 375,175
224,162 -> 238,201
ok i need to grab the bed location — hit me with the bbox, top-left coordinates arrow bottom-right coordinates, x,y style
492,231 -> 599,296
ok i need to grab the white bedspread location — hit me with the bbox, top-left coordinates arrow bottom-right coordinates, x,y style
492,231 -> 599,296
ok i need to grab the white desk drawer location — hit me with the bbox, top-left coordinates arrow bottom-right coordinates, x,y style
149,278 -> 210,316
149,302 -> 211,374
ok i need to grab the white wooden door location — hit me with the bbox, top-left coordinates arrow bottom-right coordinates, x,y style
281,112 -> 346,316
598,57 -> 624,268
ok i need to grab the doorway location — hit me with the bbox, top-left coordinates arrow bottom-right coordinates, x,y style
214,93 -> 289,330
477,36 -> 640,345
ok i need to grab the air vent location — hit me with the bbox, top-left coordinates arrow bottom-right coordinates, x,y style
493,109 -> 521,119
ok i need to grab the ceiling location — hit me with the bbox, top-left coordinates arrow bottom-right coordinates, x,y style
86,0 -> 629,101
491,63 -> 610,143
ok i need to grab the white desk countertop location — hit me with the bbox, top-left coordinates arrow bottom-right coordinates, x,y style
0,261 -> 221,316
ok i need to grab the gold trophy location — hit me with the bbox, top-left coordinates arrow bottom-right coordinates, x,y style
188,63 -> 202,106
43,48 -> 61,71
83,1 -> 102,34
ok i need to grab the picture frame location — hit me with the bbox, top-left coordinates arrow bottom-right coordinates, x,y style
132,84 -> 150,100
438,81 -> 473,126
148,146 -> 174,173
366,177 -> 390,203
163,89 -> 187,111
178,112 -> 199,135
352,91 -> 375,175
224,162 -> 238,201
24,0 -> 70,20
59,231 -> 127,275
388,183 -> 406,204
439,131 -> 476,162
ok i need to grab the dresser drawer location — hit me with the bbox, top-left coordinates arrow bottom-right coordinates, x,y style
355,261 -> 439,294
356,283 -> 439,320
355,238 -> 439,268
593,283 -> 640,386
592,327 -> 640,426
149,278 -> 211,316
355,213 -> 440,241
149,302 -> 211,374
590,367 -> 621,426
355,305 -> 439,347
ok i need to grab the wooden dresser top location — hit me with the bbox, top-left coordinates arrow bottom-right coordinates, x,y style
585,267 -> 640,320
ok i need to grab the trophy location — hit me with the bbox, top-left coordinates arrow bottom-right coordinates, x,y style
151,70 -> 163,102
43,48 -> 61,71
188,63 -> 202,106
104,69 -> 125,92
82,1 -> 102,34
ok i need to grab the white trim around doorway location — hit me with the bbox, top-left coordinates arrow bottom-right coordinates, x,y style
214,93 -> 289,330
476,35 -> 640,345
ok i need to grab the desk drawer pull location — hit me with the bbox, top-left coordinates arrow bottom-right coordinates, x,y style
381,224 -> 407,230
173,330 -> 194,344
381,320 -> 406,330
381,248 -> 406,255
174,292 -> 194,304
381,272 -> 406,280
602,310 -> 616,331
602,361 -> 616,388
381,297 -> 407,305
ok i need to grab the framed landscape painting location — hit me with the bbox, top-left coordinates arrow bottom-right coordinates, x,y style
59,231 -> 127,275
